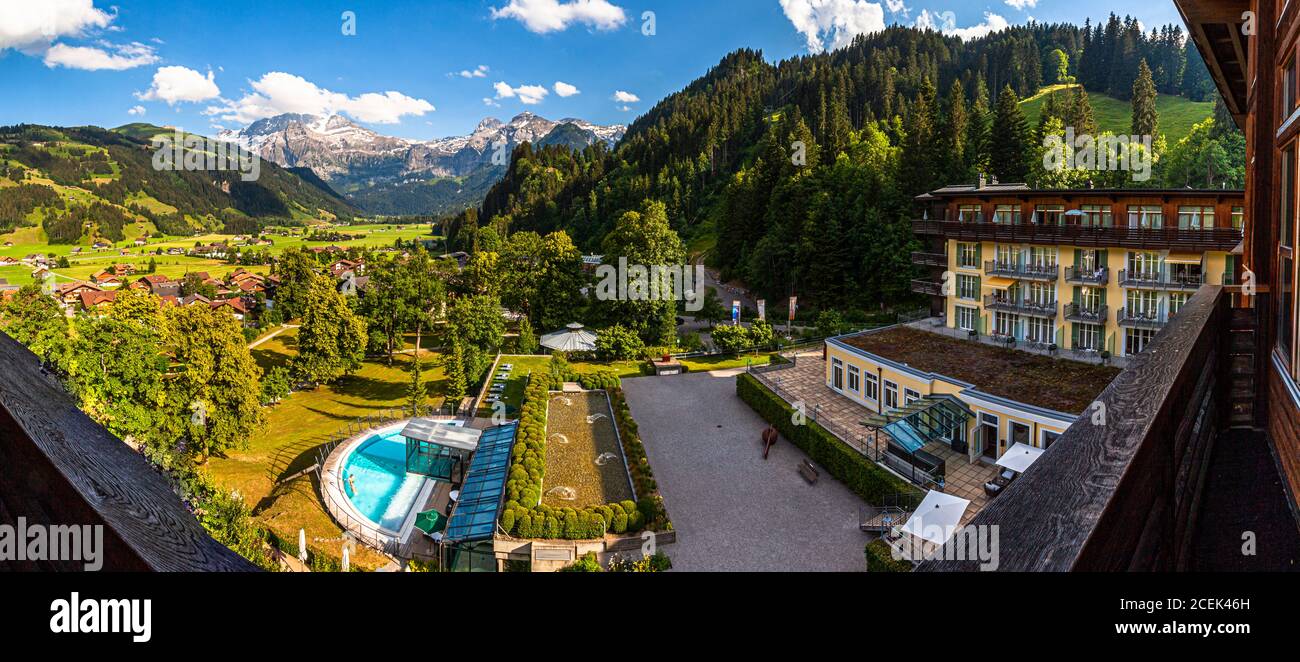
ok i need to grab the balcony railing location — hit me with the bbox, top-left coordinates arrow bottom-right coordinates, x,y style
913,219 -> 1243,252
1064,303 -> 1108,324
984,260 -> 1059,281
984,294 -> 1058,318
918,286 -> 1228,571
1117,307 -> 1169,330
1065,266 -> 1110,285
911,279 -> 943,296
1119,269 -> 1205,291
0,332 -> 257,571
911,251 -> 948,267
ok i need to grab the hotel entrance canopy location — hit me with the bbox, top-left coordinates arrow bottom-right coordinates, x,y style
862,395 -> 974,454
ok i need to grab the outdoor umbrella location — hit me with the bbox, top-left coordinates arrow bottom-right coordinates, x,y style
900,490 -> 972,546
996,442 -> 1045,474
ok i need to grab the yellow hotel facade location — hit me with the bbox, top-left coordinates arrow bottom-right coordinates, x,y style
911,183 -> 1246,359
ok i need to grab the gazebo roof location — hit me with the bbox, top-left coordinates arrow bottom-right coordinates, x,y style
540,322 -> 598,352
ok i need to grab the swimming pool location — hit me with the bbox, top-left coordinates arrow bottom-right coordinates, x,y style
338,420 -> 465,532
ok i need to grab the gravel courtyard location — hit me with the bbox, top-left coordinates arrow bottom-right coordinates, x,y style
622,369 -> 870,571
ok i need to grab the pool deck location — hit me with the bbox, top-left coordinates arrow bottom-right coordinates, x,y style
320,416 -> 470,558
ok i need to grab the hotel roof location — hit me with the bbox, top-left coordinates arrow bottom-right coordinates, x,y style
918,184 -> 1245,200
835,326 -> 1121,415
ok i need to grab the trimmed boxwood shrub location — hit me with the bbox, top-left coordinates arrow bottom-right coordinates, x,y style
736,373 -> 920,504
865,539 -> 914,572
499,369 -> 671,540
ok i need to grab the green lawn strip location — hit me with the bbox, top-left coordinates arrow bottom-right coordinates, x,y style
208,327 -> 450,569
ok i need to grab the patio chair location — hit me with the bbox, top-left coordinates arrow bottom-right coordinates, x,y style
984,481 -> 1004,498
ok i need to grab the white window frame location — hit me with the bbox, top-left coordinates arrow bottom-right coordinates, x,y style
864,372 -> 879,402
847,365 -> 860,394
884,380 -> 899,411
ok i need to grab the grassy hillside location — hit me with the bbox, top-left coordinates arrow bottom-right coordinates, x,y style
0,124 -> 359,244
1020,84 -> 1214,144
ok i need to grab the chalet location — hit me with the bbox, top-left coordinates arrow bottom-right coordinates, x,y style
2,240 -> 13,247
210,298 -> 248,321
0,278 -> 18,293
56,282 -> 102,306
92,241 -> 111,251
179,294 -> 211,307
339,274 -> 370,297
134,238 -> 147,247
328,259 -> 364,278
91,271 -> 123,288
0,256 -> 18,267
236,279 -> 266,295
78,290 -> 118,312
112,263 -> 135,276
307,245 -> 345,255
166,247 -> 185,256
441,251 -> 471,270
134,274 -> 181,298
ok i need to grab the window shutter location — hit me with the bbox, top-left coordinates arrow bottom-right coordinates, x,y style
1071,323 -> 1080,349
1073,285 -> 1082,305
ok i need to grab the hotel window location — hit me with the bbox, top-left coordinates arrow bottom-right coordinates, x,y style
1281,145 -> 1296,372
1042,430 -> 1062,449
1177,206 -> 1215,230
1128,251 -> 1162,279
957,243 -> 979,269
993,204 -> 1021,225
1128,205 -> 1163,229
995,311 -> 1020,338
1029,246 -> 1056,268
1127,290 -> 1160,318
957,204 -> 982,222
956,305 -> 978,332
1074,322 -> 1102,351
957,274 -> 979,301
1284,54 -> 1298,118
847,365 -> 860,393
904,388 -> 921,405
864,372 -> 879,401
1078,205 -> 1112,227
884,381 -> 899,411
1170,292 -> 1190,316
1036,205 -> 1064,225
1231,207 -> 1245,233
1079,286 -> 1103,311
1028,282 -> 1054,307
831,358 -> 844,390
1126,328 -> 1158,355
1076,249 -> 1101,272
1027,316 -> 1053,344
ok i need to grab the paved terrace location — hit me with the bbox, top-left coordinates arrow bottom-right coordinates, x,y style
623,369 -> 870,571
755,355 -> 995,522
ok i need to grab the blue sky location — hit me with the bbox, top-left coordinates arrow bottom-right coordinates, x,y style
0,1 -> 1184,140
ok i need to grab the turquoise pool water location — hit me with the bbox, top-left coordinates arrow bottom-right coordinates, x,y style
340,422 -> 463,531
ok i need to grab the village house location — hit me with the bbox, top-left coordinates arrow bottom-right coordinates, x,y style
328,258 -> 365,278
56,282 -> 102,307
91,271 -> 124,288
78,290 -> 117,313
133,274 -> 181,298
0,256 -> 18,267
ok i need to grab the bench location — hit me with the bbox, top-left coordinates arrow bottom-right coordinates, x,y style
798,459 -> 820,485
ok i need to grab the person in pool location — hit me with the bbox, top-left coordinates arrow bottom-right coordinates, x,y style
347,473 -> 356,494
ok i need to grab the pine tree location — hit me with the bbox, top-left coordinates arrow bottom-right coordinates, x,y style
990,85 -> 1031,182
1131,58 -> 1159,138
407,356 -> 426,413
1068,86 -> 1099,136
965,75 -> 991,179
941,79 -> 969,184
900,76 -> 939,195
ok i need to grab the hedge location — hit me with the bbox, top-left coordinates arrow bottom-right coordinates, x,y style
864,539 -> 914,572
499,369 -> 670,540
736,372 -> 921,504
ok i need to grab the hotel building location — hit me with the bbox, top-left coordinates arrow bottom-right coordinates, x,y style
911,185 -> 1246,359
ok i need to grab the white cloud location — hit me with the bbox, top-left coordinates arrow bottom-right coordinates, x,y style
491,0 -> 627,34
0,0 -> 113,50
915,10 -> 1009,41
205,72 -> 435,124
483,97 -> 502,108
127,105 -> 145,116
43,41 -> 158,71
1004,0 -> 1036,10
780,0 -> 886,54
885,0 -> 908,16
494,81 -> 549,104
612,90 -> 639,103
138,66 -> 221,105
554,81 -> 580,97
456,64 -> 490,78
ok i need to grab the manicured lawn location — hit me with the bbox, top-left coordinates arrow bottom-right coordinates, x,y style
206,327 -> 450,570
